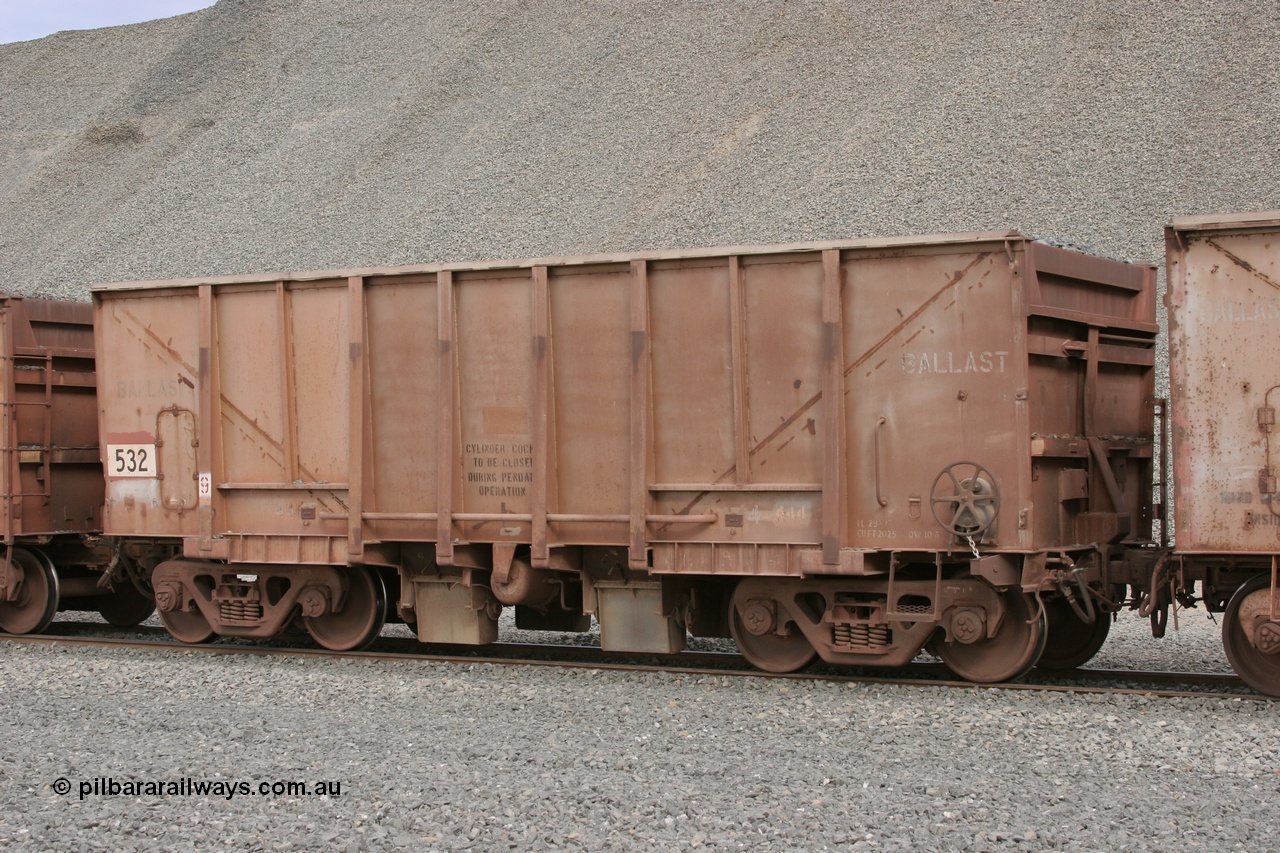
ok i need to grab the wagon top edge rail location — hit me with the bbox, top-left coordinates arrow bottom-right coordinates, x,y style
90,229 -> 1073,292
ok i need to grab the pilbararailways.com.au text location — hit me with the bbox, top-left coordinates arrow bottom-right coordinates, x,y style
53,777 -> 343,801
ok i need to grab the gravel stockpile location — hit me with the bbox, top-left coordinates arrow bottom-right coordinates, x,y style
2,0 -> 1279,297
2,640 -> 1278,852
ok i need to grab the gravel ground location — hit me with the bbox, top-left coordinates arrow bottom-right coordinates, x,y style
1,633 -> 1277,853
1,603 -> 1268,852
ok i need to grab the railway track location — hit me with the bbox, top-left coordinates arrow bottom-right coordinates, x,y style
2,621 -> 1267,701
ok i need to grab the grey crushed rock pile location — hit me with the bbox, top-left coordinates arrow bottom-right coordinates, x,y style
2,0 -> 1278,297
3,2 -> 1280,850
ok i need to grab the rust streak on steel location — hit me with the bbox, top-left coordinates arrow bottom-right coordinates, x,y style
672,252 -> 990,517
750,251 -> 989,464
531,265 -> 551,566
196,284 -> 214,554
628,259 -> 652,569
436,270 -> 455,566
115,301 -> 339,483
1206,238 -> 1280,290
115,304 -> 199,379
821,248 -> 845,565
346,276 -> 365,560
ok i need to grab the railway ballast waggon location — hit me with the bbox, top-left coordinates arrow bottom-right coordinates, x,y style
1166,211 -> 1280,694
3,212 -> 1279,696
0,296 -> 153,635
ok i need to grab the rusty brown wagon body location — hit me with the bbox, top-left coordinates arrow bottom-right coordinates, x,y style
93,230 -> 1157,679
0,296 -> 149,634
1166,210 -> 1280,694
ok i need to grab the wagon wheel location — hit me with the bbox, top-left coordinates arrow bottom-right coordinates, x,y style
0,548 -> 60,635
98,582 -> 157,628
1036,596 -> 1111,670
158,602 -> 216,644
1222,574 -> 1280,697
728,579 -> 817,673
304,566 -> 387,652
935,590 -> 1046,683
930,461 -> 1000,538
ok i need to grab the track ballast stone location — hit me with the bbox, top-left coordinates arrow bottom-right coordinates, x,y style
1,641 -> 1278,852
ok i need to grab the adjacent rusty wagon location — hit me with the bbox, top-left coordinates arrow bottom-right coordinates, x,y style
93,230 -> 1157,682
1166,210 -> 1280,695
0,295 -> 152,634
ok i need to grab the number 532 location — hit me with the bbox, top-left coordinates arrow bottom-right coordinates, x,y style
106,444 -> 156,478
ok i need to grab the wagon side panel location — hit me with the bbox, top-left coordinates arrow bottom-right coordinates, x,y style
1169,213 -> 1280,552
207,281 -> 351,542
547,264 -> 632,543
365,276 -> 439,533
95,289 -> 202,539
840,243 -> 1027,552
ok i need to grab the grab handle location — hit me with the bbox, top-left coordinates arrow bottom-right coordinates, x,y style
874,416 -> 888,507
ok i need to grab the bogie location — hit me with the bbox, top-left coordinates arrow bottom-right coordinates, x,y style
724,572 -> 1048,683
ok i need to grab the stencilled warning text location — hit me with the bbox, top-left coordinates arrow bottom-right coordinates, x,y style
465,442 -> 533,498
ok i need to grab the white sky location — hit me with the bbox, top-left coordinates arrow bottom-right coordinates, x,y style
0,1 -> 215,45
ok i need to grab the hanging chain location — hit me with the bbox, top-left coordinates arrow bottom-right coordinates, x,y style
966,535 -> 980,559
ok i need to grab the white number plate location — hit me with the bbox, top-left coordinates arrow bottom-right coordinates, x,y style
107,444 -> 157,478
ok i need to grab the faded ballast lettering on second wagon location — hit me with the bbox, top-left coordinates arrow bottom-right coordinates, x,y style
901,350 -> 1009,375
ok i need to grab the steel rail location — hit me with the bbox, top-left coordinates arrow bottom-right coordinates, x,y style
1,623 -> 1269,701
